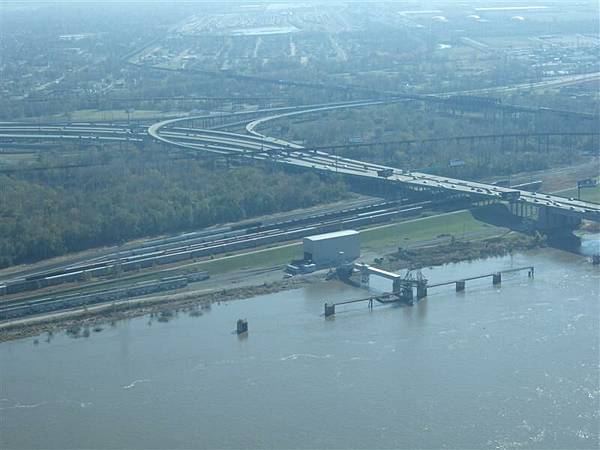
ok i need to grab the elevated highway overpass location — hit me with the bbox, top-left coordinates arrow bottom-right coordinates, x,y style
151,104 -> 600,226
1,99 -> 599,227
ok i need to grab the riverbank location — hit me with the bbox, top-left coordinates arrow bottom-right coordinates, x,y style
0,229 -> 551,343
384,232 -> 545,271
0,274 -> 320,343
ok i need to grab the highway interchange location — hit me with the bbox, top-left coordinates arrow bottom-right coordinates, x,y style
152,100 -> 600,220
2,99 -> 600,220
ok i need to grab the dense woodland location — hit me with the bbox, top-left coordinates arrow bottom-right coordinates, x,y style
0,158 -> 348,268
263,101 -> 596,179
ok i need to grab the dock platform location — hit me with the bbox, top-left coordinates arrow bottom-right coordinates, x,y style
324,266 -> 534,317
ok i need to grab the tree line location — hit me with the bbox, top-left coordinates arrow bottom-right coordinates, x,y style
0,159 -> 348,268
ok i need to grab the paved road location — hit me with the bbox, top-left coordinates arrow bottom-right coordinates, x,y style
151,123 -> 600,221
2,99 -> 599,222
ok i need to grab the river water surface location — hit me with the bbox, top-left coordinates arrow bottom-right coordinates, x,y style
1,245 -> 599,449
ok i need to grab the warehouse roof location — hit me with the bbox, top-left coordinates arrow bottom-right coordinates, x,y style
304,230 -> 359,242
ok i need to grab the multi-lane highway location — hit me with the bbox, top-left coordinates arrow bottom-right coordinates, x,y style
152,102 -> 600,221
2,99 -> 599,222
0,124 -> 143,143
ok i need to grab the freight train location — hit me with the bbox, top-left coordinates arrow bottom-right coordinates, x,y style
1,201 -> 428,297
0,272 -> 209,321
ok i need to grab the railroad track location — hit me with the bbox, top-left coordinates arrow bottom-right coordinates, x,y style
0,199 -> 431,301
0,201 -> 434,321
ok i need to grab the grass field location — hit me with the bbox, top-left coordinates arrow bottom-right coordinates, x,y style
360,210 -> 505,251
186,210 -> 506,275
189,243 -> 302,275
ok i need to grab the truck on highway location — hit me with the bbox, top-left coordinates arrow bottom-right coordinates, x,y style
377,168 -> 393,178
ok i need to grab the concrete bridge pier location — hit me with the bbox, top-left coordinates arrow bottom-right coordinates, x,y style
456,280 -> 466,292
536,206 -> 582,248
392,278 -> 402,294
536,206 -> 582,231
360,268 -> 370,288
236,319 -> 248,334
508,203 -> 584,247
416,283 -> 428,300
324,303 -> 336,317
401,286 -> 414,305
492,273 -> 502,285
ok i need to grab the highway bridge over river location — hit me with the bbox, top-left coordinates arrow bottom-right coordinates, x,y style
1,99 -> 599,230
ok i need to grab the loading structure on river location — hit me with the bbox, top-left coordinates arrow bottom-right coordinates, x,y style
324,264 -> 534,317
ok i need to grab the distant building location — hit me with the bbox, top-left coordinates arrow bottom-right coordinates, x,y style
58,33 -> 95,41
303,230 -> 360,266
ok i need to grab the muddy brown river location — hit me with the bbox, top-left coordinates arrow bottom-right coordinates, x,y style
1,241 -> 598,449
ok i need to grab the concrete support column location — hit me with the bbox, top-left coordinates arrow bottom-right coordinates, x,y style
493,273 -> 502,285
236,319 -> 248,334
360,272 -> 370,287
324,303 -> 335,317
417,284 -> 428,300
392,278 -> 412,294
401,286 -> 414,306
456,280 -> 466,292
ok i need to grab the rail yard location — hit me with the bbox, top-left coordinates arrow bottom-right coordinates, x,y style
0,198 -> 427,298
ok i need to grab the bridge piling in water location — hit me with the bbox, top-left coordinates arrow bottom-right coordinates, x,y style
324,303 -> 336,317
236,319 -> 248,334
492,272 -> 501,285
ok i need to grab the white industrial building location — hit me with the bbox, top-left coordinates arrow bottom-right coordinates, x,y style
303,230 -> 360,266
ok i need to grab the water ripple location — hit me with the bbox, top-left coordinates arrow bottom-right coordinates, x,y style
122,379 -> 151,390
